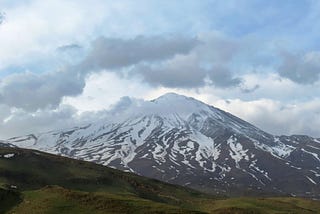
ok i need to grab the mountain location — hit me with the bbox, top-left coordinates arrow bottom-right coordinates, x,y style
2,93 -> 320,198
1,146 -> 320,214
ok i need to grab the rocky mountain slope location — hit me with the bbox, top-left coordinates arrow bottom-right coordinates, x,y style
2,93 -> 320,198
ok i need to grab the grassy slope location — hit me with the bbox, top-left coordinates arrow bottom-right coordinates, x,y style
199,197 -> 320,214
0,147 -> 320,214
10,186 -> 203,214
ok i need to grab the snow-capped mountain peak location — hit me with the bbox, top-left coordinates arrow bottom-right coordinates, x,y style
2,93 -> 320,198
110,93 -> 213,119
107,93 -> 261,137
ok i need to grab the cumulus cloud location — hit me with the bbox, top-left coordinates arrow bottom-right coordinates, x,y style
80,35 -> 199,70
0,0 -> 319,139
0,35 -> 199,111
0,32 -> 250,112
78,33 -> 245,91
278,51 -> 320,84
130,33 -> 242,89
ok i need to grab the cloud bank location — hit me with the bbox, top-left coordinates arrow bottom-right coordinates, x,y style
0,0 -> 320,139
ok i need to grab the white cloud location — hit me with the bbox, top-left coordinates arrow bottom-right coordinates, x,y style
0,0 -> 110,70
0,1 -> 319,139
63,72 -> 153,112
212,98 -> 320,137
0,104 -> 78,139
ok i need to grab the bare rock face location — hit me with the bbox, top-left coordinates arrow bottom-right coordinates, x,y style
4,93 -> 320,198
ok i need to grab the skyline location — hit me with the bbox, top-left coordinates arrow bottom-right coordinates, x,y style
0,0 -> 320,138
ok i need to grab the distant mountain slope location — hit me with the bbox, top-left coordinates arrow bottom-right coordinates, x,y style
3,93 -> 320,198
1,146 -> 320,214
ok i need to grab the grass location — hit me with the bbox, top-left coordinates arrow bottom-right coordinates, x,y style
1,147 -> 320,213
9,186 -> 203,214
198,197 -> 320,213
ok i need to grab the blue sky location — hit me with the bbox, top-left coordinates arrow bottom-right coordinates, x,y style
0,0 -> 320,138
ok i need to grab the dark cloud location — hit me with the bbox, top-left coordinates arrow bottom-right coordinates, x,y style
109,96 -> 132,112
128,33 -> 242,89
57,43 -> 82,52
80,35 -> 199,70
134,54 -> 207,88
0,68 -> 85,111
195,33 -> 239,63
132,62 -> 241,89
137,65 -> 206,88
278,51 -> 320,84
241,84 -> 260,93
207,66 -> 242,88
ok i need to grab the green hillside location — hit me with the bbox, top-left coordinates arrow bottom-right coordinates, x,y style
0,147 -> 319,214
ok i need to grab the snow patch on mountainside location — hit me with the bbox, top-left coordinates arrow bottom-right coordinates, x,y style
1,153 -> 15,158
302,148 -> 320,162
252,137 -> 295,159
227,135 -> 249,168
